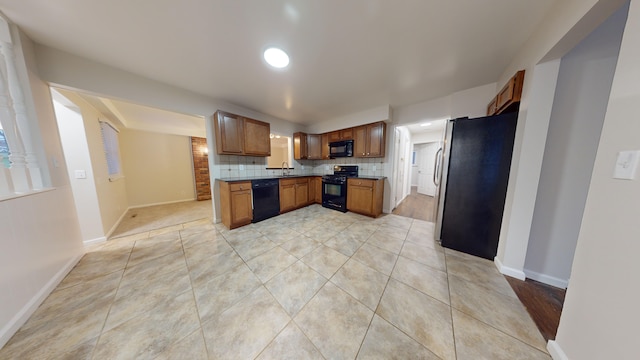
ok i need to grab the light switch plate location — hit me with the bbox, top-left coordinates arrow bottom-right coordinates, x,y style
74,170 -> 87,179
613,150 -> 640,180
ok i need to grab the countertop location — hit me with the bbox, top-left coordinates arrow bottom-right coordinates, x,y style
217,175 -> 386,182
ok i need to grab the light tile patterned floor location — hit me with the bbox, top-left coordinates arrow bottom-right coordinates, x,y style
0,205 -> 550,359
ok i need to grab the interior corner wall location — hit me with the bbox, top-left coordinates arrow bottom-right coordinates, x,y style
120,129 -> 196,207
553,1 -> 637,358
494,0 -> 626,277
56,89 -> 128,237
524,3 -> 627,288
0,28 -> 84,348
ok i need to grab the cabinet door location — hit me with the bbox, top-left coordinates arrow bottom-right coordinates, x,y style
215,111 -> 244,154
340,128 -> 353,140
280,184 -> 296,212
308,177 -> 315,204
294,132 -> 308,160
230,190 -> 253,226
295,181 -> 309,207
347,184 -> 373,215
328,131 -> 341,142
244,118 -> 271,156
321,134 -> 330,159
367,122 -> 385,157
315,177 -> 322,203
307,134 -> 322,159
354,125 -> 367,157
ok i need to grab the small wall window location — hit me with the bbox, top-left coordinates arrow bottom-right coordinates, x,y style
0,125 -> 9,168
99,121 -> 123,179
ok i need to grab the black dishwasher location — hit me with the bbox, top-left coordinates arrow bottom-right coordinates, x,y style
251,179 -> 280,223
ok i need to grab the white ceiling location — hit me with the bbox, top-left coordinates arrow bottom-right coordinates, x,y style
0,0 -> 557,125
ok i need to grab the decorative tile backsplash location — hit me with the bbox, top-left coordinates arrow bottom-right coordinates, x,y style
213,154 -> 385,179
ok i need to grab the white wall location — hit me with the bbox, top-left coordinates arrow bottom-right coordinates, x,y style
54,99 -> 105,243
57,90 -> 129,238
120,129 -> 196,207
494,0 -> 627,278
525,4 -> 627,288
0,27 -> 84,348
549,1 -> 638,359
393,83 -> 496,126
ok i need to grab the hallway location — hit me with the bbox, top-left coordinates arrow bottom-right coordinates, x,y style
392,186 -> 436,222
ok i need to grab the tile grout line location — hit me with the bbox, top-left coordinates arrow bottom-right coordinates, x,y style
88,236 -> 138,360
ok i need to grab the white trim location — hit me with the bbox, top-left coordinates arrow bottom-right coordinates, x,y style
524,269 -> 569,289
0,253 -> 84,348
104,198 -> 198,240
547,340 -> 569,360
128,198 -> 197,209
0,187 -> 55,202
494,256 -> 526,280
83,236 -> 107,246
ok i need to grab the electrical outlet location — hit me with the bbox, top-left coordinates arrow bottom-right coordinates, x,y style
239,164 -> 244,171
325,165 -> 329,170
372,165 -> 377,172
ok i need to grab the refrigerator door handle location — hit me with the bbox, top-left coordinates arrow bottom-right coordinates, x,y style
433,148 -> 443,186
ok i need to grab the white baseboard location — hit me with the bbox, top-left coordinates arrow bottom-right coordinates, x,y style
83,236 -> 107,246
547,340 -> 569,360
524,270 -> 569,289
494,256 -> 526,280
0,253 -> 84,348
128,198 -> 197,209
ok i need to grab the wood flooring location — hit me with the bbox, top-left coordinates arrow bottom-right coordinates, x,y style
506,277 -> 566,341
392,186 -> 436,222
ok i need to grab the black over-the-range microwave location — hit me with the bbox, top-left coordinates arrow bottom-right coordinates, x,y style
329,140 -> 354,158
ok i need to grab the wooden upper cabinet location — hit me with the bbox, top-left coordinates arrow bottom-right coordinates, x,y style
215,111 -> 244,154
487,96 -> 498,116
243,118 -> 271,156
321,133 -> 330,160
488,70 -> 525,115
307,134 -> 322,159
294,132 -> 308,160
214,110 -> 271,156
355,121 -> 386,158
328,128 -> 353,142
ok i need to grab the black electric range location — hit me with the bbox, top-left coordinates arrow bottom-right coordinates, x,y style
322,165 -> 358,212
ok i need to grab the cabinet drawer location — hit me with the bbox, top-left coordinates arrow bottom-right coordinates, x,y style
229,182 -> 251,192
348,178 -> 374,188
280,178 -> 297,186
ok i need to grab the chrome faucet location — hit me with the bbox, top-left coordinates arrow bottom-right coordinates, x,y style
281,161 -> 289,176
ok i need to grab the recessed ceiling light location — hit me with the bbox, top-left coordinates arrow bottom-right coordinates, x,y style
420,122 -> 432,127
264,47 -> 289,68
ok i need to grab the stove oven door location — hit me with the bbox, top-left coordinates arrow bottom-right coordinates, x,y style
322,179 -> 348,212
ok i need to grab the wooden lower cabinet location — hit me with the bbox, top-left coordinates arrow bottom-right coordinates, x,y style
280,177 -> 310,213
314,176 -> 322,204
347,178 -> 384,217
219,181 -> 253,229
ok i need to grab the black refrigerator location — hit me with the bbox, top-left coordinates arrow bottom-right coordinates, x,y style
434,112 -> 518,260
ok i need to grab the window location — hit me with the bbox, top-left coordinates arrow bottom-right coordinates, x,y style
411,151 -> 417,165
99,121 -> 123,179
0,15 -> 46,196
0,124 -> 9,168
